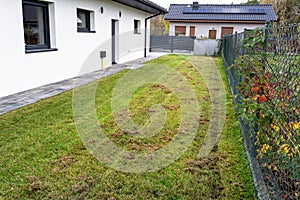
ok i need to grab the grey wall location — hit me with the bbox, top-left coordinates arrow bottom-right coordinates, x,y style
194,39 -> 220,56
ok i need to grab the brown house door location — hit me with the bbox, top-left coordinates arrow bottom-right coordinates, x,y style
209,30 -> 217,39
190,26 -> 195,37
221,27 -> 234,38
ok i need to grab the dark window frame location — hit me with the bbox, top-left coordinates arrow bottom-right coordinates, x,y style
77,8 -> 95,33
22,0 -> 51,52
134,19 -> 141,34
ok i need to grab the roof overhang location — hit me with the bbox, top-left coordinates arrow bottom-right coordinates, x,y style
112,0 -> 167,15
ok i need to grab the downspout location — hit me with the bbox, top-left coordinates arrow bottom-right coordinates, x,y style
144,13 -> 161,57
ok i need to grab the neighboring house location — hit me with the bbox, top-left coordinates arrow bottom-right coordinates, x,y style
164,2 -> 276,39
0,0 -> 166,97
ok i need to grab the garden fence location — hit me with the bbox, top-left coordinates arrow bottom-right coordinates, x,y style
150,35 -> 195,53
223,23 -> 300,199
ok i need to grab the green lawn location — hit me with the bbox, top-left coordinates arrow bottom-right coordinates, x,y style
0,55 -> 256,199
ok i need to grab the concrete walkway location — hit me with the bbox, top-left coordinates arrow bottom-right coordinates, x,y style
0,53 -> 167,115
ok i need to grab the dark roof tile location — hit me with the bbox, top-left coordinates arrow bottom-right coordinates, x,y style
164,4 -> 276,21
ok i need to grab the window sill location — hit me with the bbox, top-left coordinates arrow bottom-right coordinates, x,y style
77,30 -> 96,33
25,48 -> 58,54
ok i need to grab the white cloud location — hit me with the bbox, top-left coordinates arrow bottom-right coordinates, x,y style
151,0 -> 246,9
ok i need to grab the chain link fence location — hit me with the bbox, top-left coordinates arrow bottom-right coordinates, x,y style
223,23 -> 300,199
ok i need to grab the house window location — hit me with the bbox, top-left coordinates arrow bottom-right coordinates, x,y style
134,19 -> 141,34
221,27 -> 234,38
23,0 -> 51,51
175,26 -> 186,36
77,9 -> 95,32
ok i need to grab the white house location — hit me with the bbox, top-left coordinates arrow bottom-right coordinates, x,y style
165,2 -> 276,39
0,0 -> 166,97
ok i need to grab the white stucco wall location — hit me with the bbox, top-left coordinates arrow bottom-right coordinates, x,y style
169,22 -> 264,39
0,0 -> 152,97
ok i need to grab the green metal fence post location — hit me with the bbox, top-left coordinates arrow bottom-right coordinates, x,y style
234,31 -> 238,48
263,21 -> 271,70
229,34 -> 233,65
240,29 -> 248,94
225,35 -> 228,63
242,29 -> 247,55
222,36 -> 226,58
234,32 -> 239,94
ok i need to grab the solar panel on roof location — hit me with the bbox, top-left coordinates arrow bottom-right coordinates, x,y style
182,7 -> 266,15
248,8 -> 266,14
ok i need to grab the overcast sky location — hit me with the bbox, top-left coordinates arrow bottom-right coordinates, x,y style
150,0 -> 246,9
